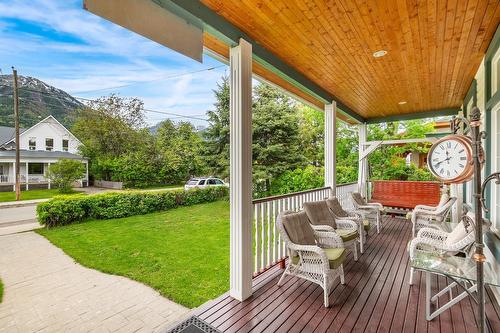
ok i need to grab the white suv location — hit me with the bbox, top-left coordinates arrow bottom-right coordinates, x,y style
184,177 -> 227,190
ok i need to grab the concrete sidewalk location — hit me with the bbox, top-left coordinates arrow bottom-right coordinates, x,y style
0,232 -> 190,332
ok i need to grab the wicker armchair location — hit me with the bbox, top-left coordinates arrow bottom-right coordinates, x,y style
303,200 -> 359,261
351,192 -> 383,233
410,196 -> 457,237
408,213 -> 484,285
325,196 -> 369,254
277,210 -> 346,307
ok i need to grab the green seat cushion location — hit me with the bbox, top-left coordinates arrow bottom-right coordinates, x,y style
291,247 -> 346,269
337,229 -> 359,242
363,220 -> 371,231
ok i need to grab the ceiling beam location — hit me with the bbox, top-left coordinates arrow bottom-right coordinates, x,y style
365,108 -> 461,124
153,0 -> 365,124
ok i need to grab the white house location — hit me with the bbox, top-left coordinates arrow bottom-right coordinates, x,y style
0,115 -> 88,191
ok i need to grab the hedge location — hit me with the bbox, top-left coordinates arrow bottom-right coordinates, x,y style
37,186 -> 229,228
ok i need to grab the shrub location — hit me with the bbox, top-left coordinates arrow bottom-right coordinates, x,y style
46,159 -> 86,193
37,186 -> 228,228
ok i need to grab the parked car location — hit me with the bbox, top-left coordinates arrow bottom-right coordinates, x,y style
184,177 -> 227,190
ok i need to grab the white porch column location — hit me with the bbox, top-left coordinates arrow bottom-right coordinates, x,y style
229,38 -> 253,301
85,161 -> 89,187
25,162 -> 29,190
11,162 -> 15,191
358,123 -> 369,198
47,162 -> 51,190
324,102 -> 337,194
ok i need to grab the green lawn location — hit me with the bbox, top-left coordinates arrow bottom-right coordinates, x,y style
37,200 -> 230,308
0,188 -> 82,203
0,278 -> 3,303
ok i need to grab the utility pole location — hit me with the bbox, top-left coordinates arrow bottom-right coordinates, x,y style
12,67 -> 21,201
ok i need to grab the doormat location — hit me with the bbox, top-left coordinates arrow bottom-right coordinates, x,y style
165,316 -> 221,333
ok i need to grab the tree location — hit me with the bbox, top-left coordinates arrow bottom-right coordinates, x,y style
204,76 -> 230,179
72,94 -> 145,159
47,159 -> 85,193
156,120 -> 208,183
298,106 -> 324,167
252,84 -> 304,196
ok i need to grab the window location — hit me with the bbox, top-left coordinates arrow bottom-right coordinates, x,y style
207,179 -> 216,185
215,179 -> 224,185
198,180 -> 206,185
45,138 -> 53,151
28,163 -> 44,175
62,139 -> 69,152
28,138 -> 36,150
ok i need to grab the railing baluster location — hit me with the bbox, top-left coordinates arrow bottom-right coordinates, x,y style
255,203 -> 261,274
266,201 -> 271,268
260,202 -> 266,271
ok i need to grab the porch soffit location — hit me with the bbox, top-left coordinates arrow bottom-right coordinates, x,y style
165,0 -> 499,123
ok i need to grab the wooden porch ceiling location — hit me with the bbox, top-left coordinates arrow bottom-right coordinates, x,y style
195,0 -> 500,123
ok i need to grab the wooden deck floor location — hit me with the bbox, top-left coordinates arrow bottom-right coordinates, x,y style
195,216 -> 500,333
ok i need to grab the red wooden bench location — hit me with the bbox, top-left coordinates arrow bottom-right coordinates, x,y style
370,180 -> 441,209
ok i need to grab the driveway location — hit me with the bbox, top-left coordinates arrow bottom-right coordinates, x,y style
0,232 -> 190,332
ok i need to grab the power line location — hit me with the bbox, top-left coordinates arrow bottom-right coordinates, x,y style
72,65 -> 225,94
1,85 -> 209,122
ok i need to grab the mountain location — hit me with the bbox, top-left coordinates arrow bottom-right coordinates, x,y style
0,75 -> 84,128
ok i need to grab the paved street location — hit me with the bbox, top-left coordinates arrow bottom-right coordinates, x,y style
0,205 -> 41,236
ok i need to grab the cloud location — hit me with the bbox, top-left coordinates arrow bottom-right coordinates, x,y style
0,0 -> 227,126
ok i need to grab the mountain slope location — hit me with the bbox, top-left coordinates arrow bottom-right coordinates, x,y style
0,75 -> 83,128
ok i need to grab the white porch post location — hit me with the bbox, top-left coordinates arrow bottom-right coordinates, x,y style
85,161 -> 89,187
25,162 -> 29,190
324,102 -> 337,195
358,123 -> 368,198
11,162 -> 15,191
47,162 -> 51,190
229,38 -> 253,301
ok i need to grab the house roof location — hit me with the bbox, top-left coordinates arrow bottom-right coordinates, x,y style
0,150 -> 87,160
2,115 -> 83,147
0,126 -> 26,146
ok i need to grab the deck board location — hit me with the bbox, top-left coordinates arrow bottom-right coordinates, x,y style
198,216 -> 500,332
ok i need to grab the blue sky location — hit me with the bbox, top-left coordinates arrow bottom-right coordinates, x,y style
0,0 -> 228,127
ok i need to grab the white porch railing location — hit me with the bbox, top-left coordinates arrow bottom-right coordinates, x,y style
0,175 -> 9,183
251,182 -> 358,276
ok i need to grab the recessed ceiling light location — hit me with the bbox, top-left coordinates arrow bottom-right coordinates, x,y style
398,101 -> 407,105
372,50 -> 387,58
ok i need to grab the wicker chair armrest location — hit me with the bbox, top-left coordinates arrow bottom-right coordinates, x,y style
336,219 -> 358,231
408,237 -> 444,259
287,243 -> 330,269
366,202 -> 383,210
414,204 -> 437,211
311,224 -> 335,232
417,227 -> 449,241
314,230 -> 344,248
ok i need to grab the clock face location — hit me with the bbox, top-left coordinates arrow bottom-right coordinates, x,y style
428,137 -> 470,181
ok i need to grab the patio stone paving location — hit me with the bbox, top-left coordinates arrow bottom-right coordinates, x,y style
0,232 -> 190,332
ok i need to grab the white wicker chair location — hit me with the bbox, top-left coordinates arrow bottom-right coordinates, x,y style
414,193 -> 450,212
303,200 -> 359,261
410,196 -> 457,237
277,210 -> 346,307
408,212 -> 481,285
325,196 -> 369,254
351,192 -> 383,233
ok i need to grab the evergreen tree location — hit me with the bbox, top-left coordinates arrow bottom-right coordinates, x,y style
252,84 -> 304,196
204,76 -> 230,179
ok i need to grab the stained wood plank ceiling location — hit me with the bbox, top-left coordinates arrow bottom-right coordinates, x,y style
201,0 -> 500,121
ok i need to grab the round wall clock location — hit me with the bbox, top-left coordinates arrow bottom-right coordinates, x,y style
427,134 -> 483,184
